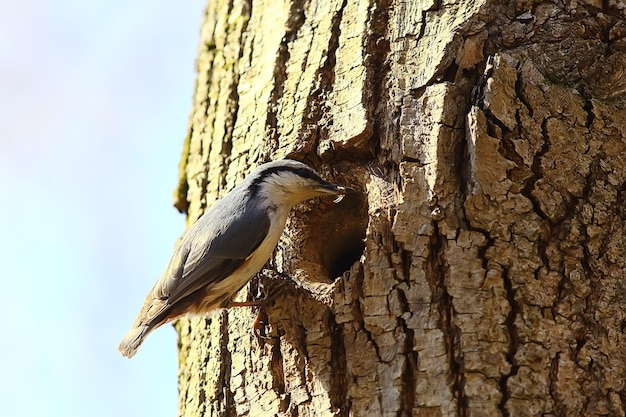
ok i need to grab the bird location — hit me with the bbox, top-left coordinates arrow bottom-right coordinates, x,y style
118,159 -> 348,358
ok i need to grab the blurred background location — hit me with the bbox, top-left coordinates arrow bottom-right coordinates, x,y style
0,1 -> 205,416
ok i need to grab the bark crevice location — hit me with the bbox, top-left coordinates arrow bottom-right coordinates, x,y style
498,266 -> 519,417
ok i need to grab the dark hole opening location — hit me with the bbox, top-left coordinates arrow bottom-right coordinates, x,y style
315,191 -> 368,279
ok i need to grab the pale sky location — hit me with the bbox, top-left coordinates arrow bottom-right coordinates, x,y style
0,1 -> 206,416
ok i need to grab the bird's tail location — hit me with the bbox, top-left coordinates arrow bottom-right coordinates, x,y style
118,324 -> 153,358
119,290 -> 175,358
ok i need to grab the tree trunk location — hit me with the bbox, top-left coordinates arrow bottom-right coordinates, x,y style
173,0 -> 626,416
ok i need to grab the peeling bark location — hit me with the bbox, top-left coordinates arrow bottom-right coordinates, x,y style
174,0 -> 626,416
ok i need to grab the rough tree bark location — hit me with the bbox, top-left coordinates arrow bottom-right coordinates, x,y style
172,0 -> 626,416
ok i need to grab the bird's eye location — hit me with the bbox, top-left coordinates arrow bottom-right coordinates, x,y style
294,168 -> 321,182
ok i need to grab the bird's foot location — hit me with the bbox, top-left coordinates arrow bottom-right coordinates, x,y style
259,268 -> 291,281
227,275 -> 290,308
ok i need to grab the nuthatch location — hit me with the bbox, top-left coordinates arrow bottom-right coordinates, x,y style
119,159 -> 348,358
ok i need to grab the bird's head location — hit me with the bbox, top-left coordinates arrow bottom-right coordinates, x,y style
250,159 -> 348,207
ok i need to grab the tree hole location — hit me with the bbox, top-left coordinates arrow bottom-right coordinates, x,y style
312,190 -> 367,279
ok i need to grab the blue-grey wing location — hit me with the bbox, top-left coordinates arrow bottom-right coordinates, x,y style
156,202 -> 271,307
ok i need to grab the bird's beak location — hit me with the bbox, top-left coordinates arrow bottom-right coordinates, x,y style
315,182 -> 353,196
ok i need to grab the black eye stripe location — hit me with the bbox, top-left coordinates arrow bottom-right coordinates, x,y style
293,167 -> 323,182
